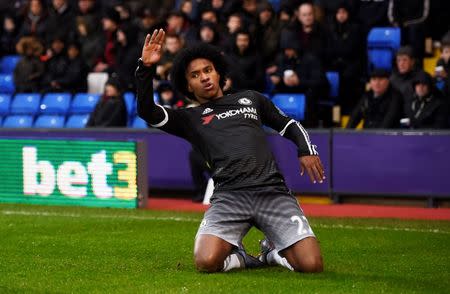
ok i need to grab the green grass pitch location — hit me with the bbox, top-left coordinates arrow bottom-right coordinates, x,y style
1,203 -> 449,293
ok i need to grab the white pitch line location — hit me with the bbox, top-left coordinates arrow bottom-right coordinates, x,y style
2,210 -> 450,235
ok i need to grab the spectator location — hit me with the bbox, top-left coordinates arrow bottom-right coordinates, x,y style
18,0 -> 48,42
435,39 -> 450,98
13,36 -> 45,93
390,46 -> 421,106
86,76 -> 127,127
226,29 -> 264,92
347,68 -> 402,129
41,35 -> 69,93
221,13 -> 244,51
254,2 -> 282,67
189,21 -> 221,47
1,14 -> 18,55
75,0 -> 101,38
165,10 -> 190,40
355,0 -> 389,38
93,7 -> 121,73
327,2 -> 364,114
156,81 -> 184,109
388,0 -> 430,62
270,30 -> 329,127
178,0 -> 199,23
116,24 -> 141,92
156,33 -> 184,80
46,0 -> 76,45
76,17 -> 103,70
137,7 -> 163,47
55,41 -> 88,93
285,1 -> 329,61
401,71 -> 448,129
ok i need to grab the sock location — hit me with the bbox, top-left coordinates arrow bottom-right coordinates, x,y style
222,253 -> 245,272
266,250 -> 294,271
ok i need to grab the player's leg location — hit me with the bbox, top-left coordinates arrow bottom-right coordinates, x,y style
255,188 -> 323,272
194,191 -> 264,272
194,234 -> 233,272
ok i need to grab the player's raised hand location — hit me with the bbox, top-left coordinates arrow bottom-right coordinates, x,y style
299,155 -> 326,184
141,29 -> 165,66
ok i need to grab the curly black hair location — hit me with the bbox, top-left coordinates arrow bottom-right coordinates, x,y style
170,43 -> 228,101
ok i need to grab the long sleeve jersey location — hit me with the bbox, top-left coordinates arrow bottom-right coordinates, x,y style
135,60 -> 318,191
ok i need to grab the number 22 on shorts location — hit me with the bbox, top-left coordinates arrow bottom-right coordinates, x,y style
291,215 -> 314,235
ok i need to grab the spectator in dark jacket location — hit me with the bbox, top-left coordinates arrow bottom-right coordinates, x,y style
401,71 -> 448,129
254,3 -> 282,68
285,1 -> 329,61
390,46 -> 421,106
347,68 -> 402,129
388,0 -> 429,62
327,2 -> 364,114
116,24 -> 141,92
76,16 -> 103,70
13,36 -> 45,92
46,0 -> 76,45
41,35 -> 69,93
226,30 -> 264,92
1,14 -> 18,55
56,41 -> 88,93
156,33 -> 184,80
93,7 -> 121,73
136,7 -> 163,47
18,0 -> 48,42
86,76 -> 127,127
270,30 -> 329,127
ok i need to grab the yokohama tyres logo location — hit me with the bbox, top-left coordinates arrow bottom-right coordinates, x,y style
201,107 -> 258,125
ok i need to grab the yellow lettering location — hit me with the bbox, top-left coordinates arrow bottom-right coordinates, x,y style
113,151 -> 137,199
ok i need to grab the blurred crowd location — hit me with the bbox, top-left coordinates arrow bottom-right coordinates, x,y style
1,0 -> 449,128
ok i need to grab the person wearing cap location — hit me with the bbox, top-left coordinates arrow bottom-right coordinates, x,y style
41,35 -> 69,93
390,45 -> 421,104
347,68 -> 402,129
270,29 -> 329,127
400,71 -> 448,129
86,76 -> 128,127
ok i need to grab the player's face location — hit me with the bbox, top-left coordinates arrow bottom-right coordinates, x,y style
186,58 -> 223,103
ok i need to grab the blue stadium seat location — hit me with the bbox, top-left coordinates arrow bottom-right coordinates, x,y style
326,72 -> 339,99
124,92 -> 135,116
368,48 -> 394,71
131,116 -> 148,129
271,94 -> 305,121
10,93 -> 41,114
0,55 -> 20,74
70,93 -> 100,113
3,115 -> 33,128
40,93 -> 71,114
34,114 -> 65,128
65,114 -> 90,128
367,27 -> 401,51
0,74 -> 15,94
0,94 -> 12,115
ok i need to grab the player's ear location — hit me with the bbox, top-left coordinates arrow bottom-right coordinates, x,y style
187,83 -> 193,93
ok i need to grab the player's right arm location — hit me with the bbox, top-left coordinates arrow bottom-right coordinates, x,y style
135,29 -> 188,138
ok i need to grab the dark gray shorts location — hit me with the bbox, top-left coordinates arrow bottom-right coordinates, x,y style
195,186 -> 316,251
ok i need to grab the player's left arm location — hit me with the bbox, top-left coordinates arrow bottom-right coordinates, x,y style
256,92 -> 325,184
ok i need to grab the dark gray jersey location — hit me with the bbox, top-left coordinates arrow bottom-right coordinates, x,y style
136,61 -> 318,191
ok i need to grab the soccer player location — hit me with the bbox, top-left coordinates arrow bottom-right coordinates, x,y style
136,29 -> 325,273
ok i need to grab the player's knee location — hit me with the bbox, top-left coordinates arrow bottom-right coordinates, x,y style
294,255 -> 323,273
194,254 -> 223,273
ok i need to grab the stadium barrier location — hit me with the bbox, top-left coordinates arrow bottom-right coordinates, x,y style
0,128 -> 449,207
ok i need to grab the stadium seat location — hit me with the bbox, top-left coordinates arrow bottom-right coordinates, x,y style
368,48 -> 394,71
3,114 -> 33,128
271,93 -> 305,121
70,93 -> 100,113
326,72 -> 339,99
65,114 -> 90,128
124,92 -> 136,116
0,94 -> 12,115
0,55 -> 20,74
0,74 -> 15,94
34,114 -> 65,128
367,27 -> 401,51
10,93 -> 41,114
40,93 -> 71,114
131,116 -> 148,129
87,72 -> 108,94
